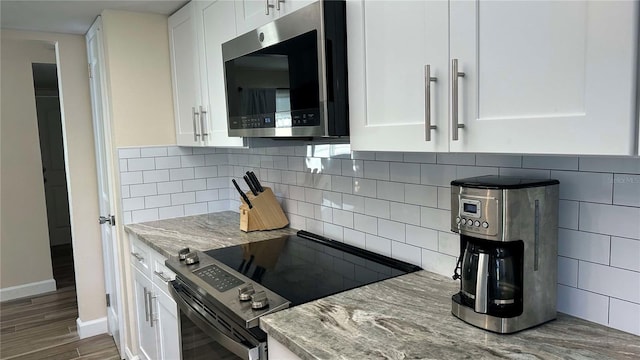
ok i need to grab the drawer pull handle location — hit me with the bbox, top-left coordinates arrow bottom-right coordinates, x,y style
131,252 -> 144,262
153,271 -> 172,283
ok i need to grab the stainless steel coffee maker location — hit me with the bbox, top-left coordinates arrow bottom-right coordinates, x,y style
450,175 -> 559,333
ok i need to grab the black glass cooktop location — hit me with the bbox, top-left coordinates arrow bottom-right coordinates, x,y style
205,231 -> 421,307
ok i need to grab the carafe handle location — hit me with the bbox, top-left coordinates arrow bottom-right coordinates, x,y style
475,253 -> 489,313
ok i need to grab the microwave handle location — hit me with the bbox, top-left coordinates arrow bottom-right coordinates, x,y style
169,282 -> 261,360
475,252 -> 489,314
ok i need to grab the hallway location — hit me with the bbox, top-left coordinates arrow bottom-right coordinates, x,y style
0,245 -> 120,359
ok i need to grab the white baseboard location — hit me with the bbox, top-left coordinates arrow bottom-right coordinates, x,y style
125,346 -> 140,360
0,279 -> 57,301
76,317 -> 108,339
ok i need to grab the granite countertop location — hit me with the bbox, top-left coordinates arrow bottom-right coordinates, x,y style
260,271 -> 640,360
123,211 -> 296,258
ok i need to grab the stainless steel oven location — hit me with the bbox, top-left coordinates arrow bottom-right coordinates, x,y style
166,231 -> 421,360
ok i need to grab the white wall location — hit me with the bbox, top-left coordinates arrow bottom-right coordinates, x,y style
0,30 -> 106,323
0,39 -> 56,295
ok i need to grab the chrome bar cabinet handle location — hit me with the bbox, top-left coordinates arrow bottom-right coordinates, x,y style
143,287 -> 149,321
276,0 -> 285,10
451,59 -> 465,141
192,107 -> 200,142
148,292 -> 156,328
200,106 -> 208,139
153,270 -> 172,283
130,252 -> 143,262
424,65 -> 437,141
265,0 -> 274,15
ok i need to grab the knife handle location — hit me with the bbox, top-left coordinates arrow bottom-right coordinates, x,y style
249,171 -> 264,192
232,179 -> 253,209
244,175 -> 258,196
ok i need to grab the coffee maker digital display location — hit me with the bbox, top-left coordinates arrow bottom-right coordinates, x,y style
450,175 -> 559,334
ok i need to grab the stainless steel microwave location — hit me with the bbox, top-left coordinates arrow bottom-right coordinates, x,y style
222,0 -> 348,138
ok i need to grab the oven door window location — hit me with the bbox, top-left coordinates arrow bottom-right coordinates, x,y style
226,30 -> 320,130
179,308 -> 241,360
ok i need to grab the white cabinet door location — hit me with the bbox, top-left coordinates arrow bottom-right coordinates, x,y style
279,0 -> 315,15
133,267 -> 158,360
348,0 -> 449,152
169,2 -> 204,147
449,0 -> 638,155
197,0 -> 246,148
155,289 -> 180,360
235,0 -> 277,34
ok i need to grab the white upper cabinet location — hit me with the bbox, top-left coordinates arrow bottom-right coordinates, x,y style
449,0 -> 638,155
168,3 -> 203,146
169,1 -> 247,148
348,0 -> 449,152
348,0 -> 639,155
196,0 -> 245,147
235,0 -> 316,35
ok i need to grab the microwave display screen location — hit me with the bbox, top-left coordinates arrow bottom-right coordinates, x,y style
225,30 -> 320,130
463,203 -> 477,214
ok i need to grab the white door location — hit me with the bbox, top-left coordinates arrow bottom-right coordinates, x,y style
198,0 -> 246,147
449,0 -> 638,155
86,19 -> 124,354
155,290 -> 179,360
169,2 -> 204,147
133,267 -> 157,360
348,0 -> 449,152
35,94 -> 72,246
235,0 -> 276,34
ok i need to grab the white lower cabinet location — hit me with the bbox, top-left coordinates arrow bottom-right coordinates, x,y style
267,336 -> 302,360
130,236 -> 180,360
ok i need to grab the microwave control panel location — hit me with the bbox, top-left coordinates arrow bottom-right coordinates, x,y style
229,109 -> 320,130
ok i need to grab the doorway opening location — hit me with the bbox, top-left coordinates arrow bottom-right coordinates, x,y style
32,62 -> 75,290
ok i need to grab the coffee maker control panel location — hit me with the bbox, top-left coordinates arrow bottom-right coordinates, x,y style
451,188 -> 501,239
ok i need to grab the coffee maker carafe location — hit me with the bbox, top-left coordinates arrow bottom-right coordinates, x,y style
450,176 -> 559,333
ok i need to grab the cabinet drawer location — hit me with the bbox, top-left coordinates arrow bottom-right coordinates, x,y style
152,256 -> 176,296
130,235 -> 152,276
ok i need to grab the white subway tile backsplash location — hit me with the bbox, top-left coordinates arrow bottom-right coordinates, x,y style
390,162 -> 421,184
406,225 -> 438,251
157,181 -> 183,194
354,213 -> 377,235
378,219 -> 405,242
121,171 -> 143,185
364,198 -> 390,219
523,156 -> 579,171
610,237 -> 640,272
475,154 -> 522,168
390,202 -> 420,226
609,298 -> 640,336
551,171 -> 613,204
132,208 -> 159,223
421,164 -> 456,187
172,192 -> 196,206
143,170 -> 169,183
128,158 -> 155,171
118,148 -> 140,159
391,242 -> 421,266
578,262 -> 640,303
144,194 -> 171,209
119,144 -> 640,335
155,156 -> 181,169
613,174 -> 640,207
557,285 -> 609,326
123,197 -> 145,211
364,161 -> 390,181
420,207 -> 450,232
140,146 -> 167,157
377,181 -> 404,202
130,183 -> 157,197
365,234 -> 391,256
436,153 -> 475,166
557,256 -> 578,287
170,168 -> 195,181
558,229 -> 610,265
579,157 -> 640,174
405,184 -> 438,207
158,205 -> 185,220
579,202 -> 640,239
558,200 -> 579,230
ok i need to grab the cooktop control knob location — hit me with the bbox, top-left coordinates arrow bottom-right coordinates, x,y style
251,291 -> 269,310
178,248 -> 191,261
238,283 -> 255,301
184,252 -> 199,265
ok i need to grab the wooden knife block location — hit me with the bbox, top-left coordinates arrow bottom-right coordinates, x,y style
239,187 -> 289,232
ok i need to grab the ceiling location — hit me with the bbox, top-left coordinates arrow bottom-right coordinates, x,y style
0,0 -> 188,35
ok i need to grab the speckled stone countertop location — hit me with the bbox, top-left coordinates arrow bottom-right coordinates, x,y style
123,211 -> 296,258
260,270 -> 640,360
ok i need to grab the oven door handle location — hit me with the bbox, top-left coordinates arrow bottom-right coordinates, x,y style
169,281 -> 261,360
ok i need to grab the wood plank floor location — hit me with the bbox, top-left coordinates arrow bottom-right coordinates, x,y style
0,245 -> 121,360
